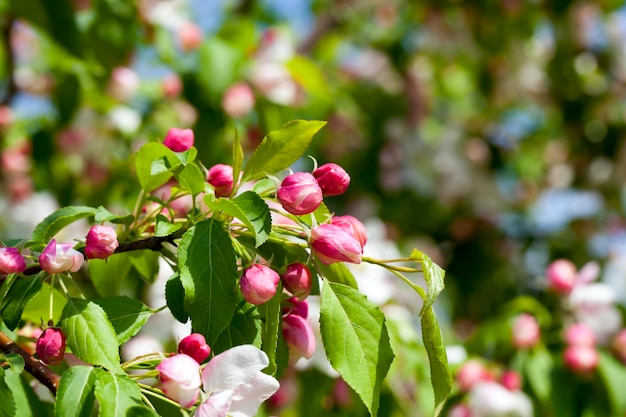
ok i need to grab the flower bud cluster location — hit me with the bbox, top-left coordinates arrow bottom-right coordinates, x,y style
563,322 -> 599,374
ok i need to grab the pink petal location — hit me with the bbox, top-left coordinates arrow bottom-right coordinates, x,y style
228,372 -> 280,417
194,390 -> 233,417
201,345 -> 269,395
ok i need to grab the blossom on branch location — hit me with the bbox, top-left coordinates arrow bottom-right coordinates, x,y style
39,239 -> 84,274
0,247 -> 26,273
84,225 -> 119,259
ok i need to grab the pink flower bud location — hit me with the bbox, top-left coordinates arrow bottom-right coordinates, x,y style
276,172 -> 323,215
84,225 -> 119,259
178,333 -> 211,364
240,264 -> 280,305
282,297 -> 308,319
108,67 -> 139,101
511,313 -> 540,349
177,22 -> 203,52
611,329 -> 626,363
282,313 -> 315,360
206,164 -> 234,198
39,240 -> 84,274
35,327 -> 66,365
312,163 -> 350,197
281,263 -> 312,300
330,215 -> 367,250
222,82 -> 255,118
500,370 -> 522,391
156,354 -> 201,408
0,247 -> 26,273
310,224 -> 362,265
163,128 -> 194,152
564,323 -> 596,346
563,344 -> 599,373
162,73 -> 183,98
448,404 -> 472,417
456,359 -> 494,392
546,259 -> 578,294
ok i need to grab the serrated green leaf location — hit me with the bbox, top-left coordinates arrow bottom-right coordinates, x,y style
88,253 -> 132,298
94,206 -> 134,225
421,306 -> 452,417
60,298 -> 123,373
128,250 -> 160,284
316,262 -> 358,289
0,274 -> 45,330
175,163 -> 205,195
241,120 -> 326,182
320,280 -> 394,417
134,143 -> 180,192
174,147 -> 197,166
178,219 -> 238,346
4,367 -> 48,417
0,368 -> 16,417
3,354 -> 24,375
205,191 -> 272,247
165,274 -> 188,324
154,214 -> 182,237
31,206 -> 97,242
240,236 -> 309,269
55,366 -> 97,417
92,297 -> 153,345
211,301 -> 261,355
94,370 -> 158,417
410,249 -> 445,312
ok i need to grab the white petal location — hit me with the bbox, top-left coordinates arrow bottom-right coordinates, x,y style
194,390 -> 232,417
201,345 -> 269,394
228,372 -> 280,417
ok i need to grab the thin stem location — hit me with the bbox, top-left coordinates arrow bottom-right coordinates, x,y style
139,384 -> 184,409
49,275 -> 55,323
389,269 -> 427,300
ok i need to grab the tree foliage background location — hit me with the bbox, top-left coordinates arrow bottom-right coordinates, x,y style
3,0 -> 626,416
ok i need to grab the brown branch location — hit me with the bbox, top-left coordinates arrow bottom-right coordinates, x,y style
0,329 -> 61,394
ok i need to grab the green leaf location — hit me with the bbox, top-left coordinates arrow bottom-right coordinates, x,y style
421,306 -> 452,417
205,191 -> 272,247
88,253 -> 132,298
211,301 -> 261,355
175,163 -> 205,195
0,274 -> 45,330
241,120 -> 327,182
165,274 -> 188,324
155,215 -> 182,237
197,37 -> 243,99
260,289 -> 282,376
316,262 -> 358,289
244,237 -> 309,269
55,366 -> 97,417
0,368 -> 16,417
3,354 -> 24,375
410,249 -> 445,312
128,250 -> 160,284
232,128 -> 244,187
3,368 -> 48,417
174,147 -> 198,166
522,345 -> 553,403
94,370 -> 157,417
134,143 -> 180,192
31,206 -> 97,242
178,219 -> 238,346
60,298 -> 123,373
319,280 -> 394,417
94,206 -> 134,225
597,352 -> 626,415
92,297 -> 154,345
286,56 -> 332,102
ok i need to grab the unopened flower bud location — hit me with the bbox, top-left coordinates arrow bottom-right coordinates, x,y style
563,344 -> 599,373
177,22 -> 203,52
156,354 -> 201,408
0,247 -> 26,273
455,359 -> 494,392
564,323 -> 596,346
163,128 -> 194,152
277,172 -> 323,215
206,164 -> 234,197
500,370 -> 522,391
39,240 -> 84,274
281,263 -> 312,300
310,224 -> 362,265
611,329 -> 626,363
546,259 -> 578,294
282,297 -> 308,319
178,333 -> 211,364
85,225 -> 119,259
222,82 -> 255,118
282,313 -> 315,360
240,264 -> 280,305
511,313 -> 540,349
331,215 -> 367,250
36,327 -> 66,365
312,163 -> 350,196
